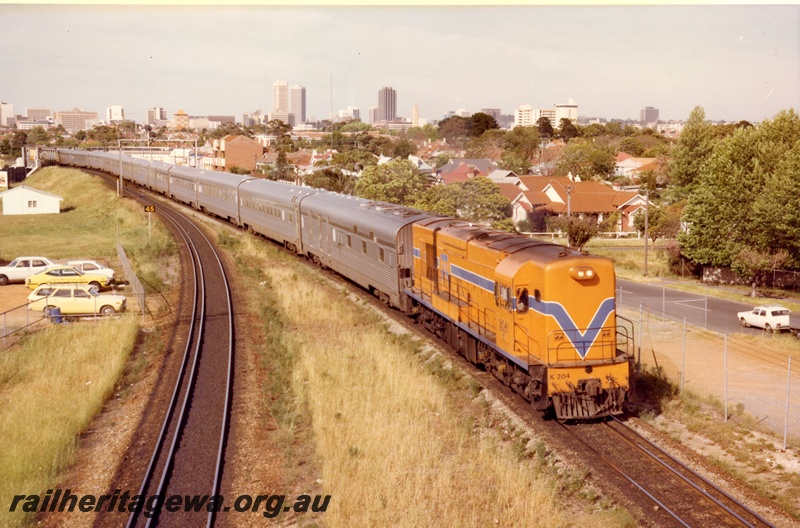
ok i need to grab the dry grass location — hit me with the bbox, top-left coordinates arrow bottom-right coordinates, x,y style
0,316 -> 139,528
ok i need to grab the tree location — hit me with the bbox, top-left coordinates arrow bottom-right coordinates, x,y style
268,149 -> 293,181
354,159 -> 429,206
555,138 -> 615,180
552,216 -> 598,250
391,138 -> 416,158
466,129 -> 506,160
438,116 -> 470,147
26,126 -> 50,146
732,248 -> 790,298
468,112 -> 499,137
455,176 -> 513,224
304,168 -> 356,194
414,177 -> 512,225
679,109 -> 800,271
537,117 -> 554,139
504,126 -> 540,161
558,118 -> 580,142
665,106 -> 715,203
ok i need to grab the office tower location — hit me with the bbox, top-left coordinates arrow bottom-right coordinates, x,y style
147,107 -> 167,125
273,81 -> 288,113
290,85 -> 306,125
106,105 -> 125,123
412,105 -> 419,127
640,106 -> 659,124
378,86 -> 396,122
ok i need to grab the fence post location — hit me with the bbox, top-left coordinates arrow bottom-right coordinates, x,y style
724,335 -> 728,422
784,355 -> 792,452
681,318 -> 686,394
638,303 -> 643,369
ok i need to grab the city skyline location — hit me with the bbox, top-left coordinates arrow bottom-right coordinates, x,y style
1,4 -> 799,125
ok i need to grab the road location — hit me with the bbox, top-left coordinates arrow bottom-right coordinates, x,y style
616,278 -> 794,336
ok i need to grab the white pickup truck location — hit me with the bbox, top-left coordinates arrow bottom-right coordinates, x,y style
737,305 -> 794,334
0,256 -> 57,285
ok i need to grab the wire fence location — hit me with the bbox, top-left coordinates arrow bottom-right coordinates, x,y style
117,242 -> 145,317
619,301 -> 799,449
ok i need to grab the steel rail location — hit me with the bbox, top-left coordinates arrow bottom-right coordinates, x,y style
555,421 -> 691,527
609,416 -> 776,528
124,194 -> 203,528
138,193 -> 234,528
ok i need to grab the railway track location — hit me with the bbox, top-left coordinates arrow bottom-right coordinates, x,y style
126,189 -> 233,527
111,182 -> 235,527
563,417 -> 776,528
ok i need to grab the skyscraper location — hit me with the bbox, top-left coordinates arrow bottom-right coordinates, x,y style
290,85 -> 306,124
378,86 -> 396,122
640,106 -> 659,124
273,81 -> 288,113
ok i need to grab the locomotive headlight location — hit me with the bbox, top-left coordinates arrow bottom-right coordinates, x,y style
570,266 -> 596,281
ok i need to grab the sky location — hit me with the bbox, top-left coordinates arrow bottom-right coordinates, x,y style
1,3 -> 799,124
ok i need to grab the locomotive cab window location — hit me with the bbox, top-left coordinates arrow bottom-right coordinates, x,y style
516,288 -> 529,313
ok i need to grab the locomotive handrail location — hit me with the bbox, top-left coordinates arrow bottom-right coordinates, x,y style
546,325 -> 620,365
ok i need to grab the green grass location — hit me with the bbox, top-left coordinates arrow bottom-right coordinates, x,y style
0,167 -> 174,264
0,167 -> 175,528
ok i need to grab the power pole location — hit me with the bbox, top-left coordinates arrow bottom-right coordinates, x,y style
643,188 -> 650,276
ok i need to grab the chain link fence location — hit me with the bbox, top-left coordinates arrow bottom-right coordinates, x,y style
620,301 -> 800,449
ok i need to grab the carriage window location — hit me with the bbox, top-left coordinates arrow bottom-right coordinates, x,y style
362,241 -> 367,254
379,248 -> 385,263
516,288 -> 529,313
347,235 -> 352,248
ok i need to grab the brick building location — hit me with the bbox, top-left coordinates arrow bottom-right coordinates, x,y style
211,135 -> 264,172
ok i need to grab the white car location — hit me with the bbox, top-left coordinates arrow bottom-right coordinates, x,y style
0,256 -> 57,285
66,260 -> 116,282
737,305 -> 791,333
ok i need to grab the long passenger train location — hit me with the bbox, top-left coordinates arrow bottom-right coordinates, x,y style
48,148 -> 634,419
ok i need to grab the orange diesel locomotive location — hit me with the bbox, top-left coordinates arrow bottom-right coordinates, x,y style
406,218 -> 633,419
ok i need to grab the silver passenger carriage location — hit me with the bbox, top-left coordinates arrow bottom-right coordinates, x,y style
167,165 -> 202,207
299,192 -> 434,312
89,151 -> 120,174
198,171 -> 253,224
238,179 -> 317,253
147,161 -> 173,194
120,156 -> 151,187
56,148 -> 89,168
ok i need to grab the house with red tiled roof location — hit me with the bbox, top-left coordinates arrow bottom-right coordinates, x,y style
511,175 -> 649,232
211,134 -> 264,172
615,152 -> 657,182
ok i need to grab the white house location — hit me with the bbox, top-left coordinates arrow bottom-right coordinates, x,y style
0,185 -> 63,215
